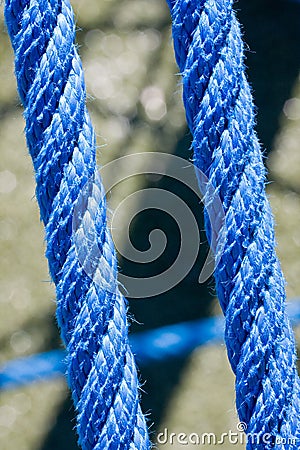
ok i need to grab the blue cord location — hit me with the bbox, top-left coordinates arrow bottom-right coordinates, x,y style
1,300 -> 300,391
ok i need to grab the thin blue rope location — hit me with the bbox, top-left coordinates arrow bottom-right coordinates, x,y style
0,349 -> 67,389
0,318 -> 224,390
2,300 -> 300,391
4,1 -> 149,449
166,0 -> 300,448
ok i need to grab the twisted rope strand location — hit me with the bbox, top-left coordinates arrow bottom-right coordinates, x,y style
167,0 -> 300,448
5,1 -> 150,448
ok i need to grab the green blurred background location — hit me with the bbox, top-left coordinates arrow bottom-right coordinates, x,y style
1,0 -> 300,448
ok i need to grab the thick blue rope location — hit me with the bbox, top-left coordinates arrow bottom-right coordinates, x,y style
166,0 -> 300,448
4,1 -> 150,449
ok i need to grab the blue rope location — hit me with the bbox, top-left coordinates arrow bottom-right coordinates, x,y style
0,318 -> 224,390
4,1 -> 149,448
5,0 -> 300,448
2,300 -> 300,391
166,0 -> 300,447
0,349 -> 67,390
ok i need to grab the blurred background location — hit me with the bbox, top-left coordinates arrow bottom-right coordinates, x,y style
1,0 -> 300,448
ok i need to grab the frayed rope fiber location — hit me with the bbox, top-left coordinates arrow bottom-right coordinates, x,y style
4,0 -> 150,448
166,0 -> 300,448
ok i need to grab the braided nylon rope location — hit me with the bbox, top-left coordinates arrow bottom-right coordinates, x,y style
166,0 -> 300,447
4,0 -> 150,448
